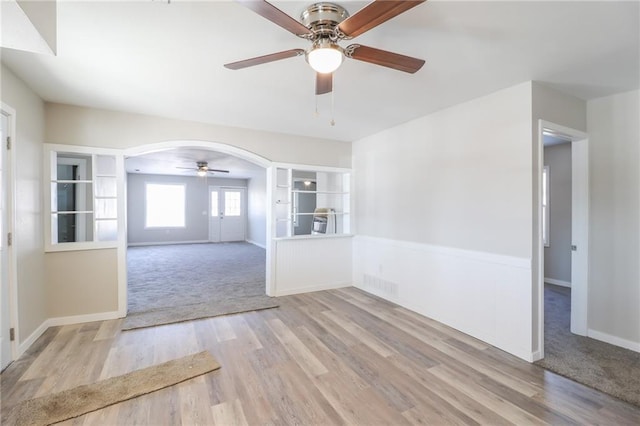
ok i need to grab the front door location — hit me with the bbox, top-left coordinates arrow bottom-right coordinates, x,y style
209,187 -> 246,243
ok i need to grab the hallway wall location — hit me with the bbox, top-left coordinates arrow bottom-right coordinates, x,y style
543,143 -> 572,285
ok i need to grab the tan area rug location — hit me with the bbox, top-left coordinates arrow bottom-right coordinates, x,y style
5,351 -> 220,426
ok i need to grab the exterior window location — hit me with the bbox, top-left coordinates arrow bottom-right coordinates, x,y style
543,166 -> 549,247
145,183 -> 185,228
224,191 -> 241,217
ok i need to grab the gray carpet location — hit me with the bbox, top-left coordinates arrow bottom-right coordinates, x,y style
536,284 -> 640,407
124,242 -> 278,330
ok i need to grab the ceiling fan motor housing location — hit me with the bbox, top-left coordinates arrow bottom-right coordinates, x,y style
300,2 -> 349,38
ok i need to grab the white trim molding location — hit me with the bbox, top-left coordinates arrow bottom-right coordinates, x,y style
127,240 -> 209,247
544,278 -> 571,288
588,329 -> 640,353
274,281 -> 351,297
246,240 -> 266,249
18,311 -> 122,358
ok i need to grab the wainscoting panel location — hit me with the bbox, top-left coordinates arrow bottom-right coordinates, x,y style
353,235 -> 534,361
274,236 -> 352,296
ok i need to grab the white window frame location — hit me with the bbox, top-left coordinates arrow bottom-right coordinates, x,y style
272,163 -> 351,239
144,182 -> 186,229
44,144 -> 124,252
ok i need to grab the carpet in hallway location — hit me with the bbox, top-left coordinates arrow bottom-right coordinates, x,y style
535,284 -> 640,406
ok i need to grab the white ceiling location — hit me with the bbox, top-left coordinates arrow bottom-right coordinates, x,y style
125,147 -> 264,178
2,0 -> 639,174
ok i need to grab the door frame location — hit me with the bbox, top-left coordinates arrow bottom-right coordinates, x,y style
535,119 -> 589,360
1,103 -> 18,366
208,185 -> 247,243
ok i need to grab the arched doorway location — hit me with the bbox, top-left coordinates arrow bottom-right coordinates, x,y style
120,141 -> 274,327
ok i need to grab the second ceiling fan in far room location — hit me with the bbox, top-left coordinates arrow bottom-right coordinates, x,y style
224,0 -> 426,95
176,161 -> 230,177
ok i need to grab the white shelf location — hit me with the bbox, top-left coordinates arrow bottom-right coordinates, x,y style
293,212 -> 349,216
291,190 -> 348,195
52,180 -> 93,184
52,210 -> 93,215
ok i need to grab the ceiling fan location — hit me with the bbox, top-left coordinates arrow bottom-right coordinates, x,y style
176,162 -> 230,177
224,0 -> 426,95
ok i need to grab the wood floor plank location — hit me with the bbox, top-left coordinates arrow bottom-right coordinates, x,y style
321,309 -> 397,358
211,398 -> 249,426
178,376 -> 215,425
428,364 -> 548,425
266,318 -> 328,377
2,288 -> 639,425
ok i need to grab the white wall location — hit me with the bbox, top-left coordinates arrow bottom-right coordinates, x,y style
45,103 -> 351,168
353,82 -> 535,360
247,171 -> 267,248
587,90 -> 639,349
544,143 -> 572,285
127,173 -> 247,245
0,64 -> 47,348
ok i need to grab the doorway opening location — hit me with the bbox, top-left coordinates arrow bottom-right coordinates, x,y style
537,120 -> 589,360
209,186 -> 247,242
122,143 -> 273,328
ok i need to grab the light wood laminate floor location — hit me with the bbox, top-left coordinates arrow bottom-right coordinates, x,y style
2,288 -> 639,425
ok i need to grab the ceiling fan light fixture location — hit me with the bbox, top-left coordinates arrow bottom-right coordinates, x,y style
196,169 -> 207,177
306,41 -> 343,73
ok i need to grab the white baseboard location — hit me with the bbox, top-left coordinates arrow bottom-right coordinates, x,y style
17,311 -> 122,358
588,329 -> 640,353
47,310 -> 122,327
17,320 -> 50,358
275,281 -> 351,297
531,350 -> 543,362
127,240 -> 209,247
246,240 -> 266,249
544,278 -> 571,287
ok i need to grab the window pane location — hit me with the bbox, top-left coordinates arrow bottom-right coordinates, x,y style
96,155 -> 116,176
542,167 -> 548,207
145,183 -> 185,227
55,182 -> 92,212
96,176 -> 117,197
225,191 -> 241,217
211,191 -> 218,217
96,219 -> 117,241
95,198 -> 117,219
55,212 -> 94,243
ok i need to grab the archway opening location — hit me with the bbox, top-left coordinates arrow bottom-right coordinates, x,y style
120,141 -> 275,328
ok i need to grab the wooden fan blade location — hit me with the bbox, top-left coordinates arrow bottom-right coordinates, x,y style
208,169 -> 230,173
235,0 -> 312,36
347,44 -> 425,73
338,0 -> 426,38
224,49 -> 305,70
316,73 -> 333,95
